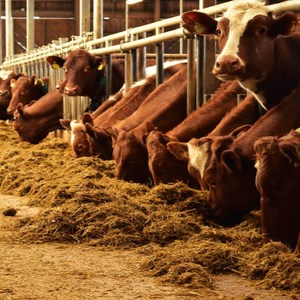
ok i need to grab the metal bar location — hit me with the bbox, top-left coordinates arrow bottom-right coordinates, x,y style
26,0 -> 35,51
187,38 -> 196,114
5,0 -> 14,58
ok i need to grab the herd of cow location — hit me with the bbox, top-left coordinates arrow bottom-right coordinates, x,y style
0,0 -> 299,252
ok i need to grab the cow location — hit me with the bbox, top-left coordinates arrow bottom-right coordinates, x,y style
108,65 -> 189,184
175,1 -> 300,223
46,49 -> 128,112
178,83 -> 300,224
0,72 -> 24,120
13,88 -> 63,144
146,80 -> 245,186
182,0 -> 300,110
69,61 -> 186,159
8,75 -> 49,115
254,129 -> 300,251
166,94 -> 260,188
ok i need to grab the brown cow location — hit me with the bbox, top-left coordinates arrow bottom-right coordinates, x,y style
176,1 -> 300,223
109,66 -> 189,184
146,80 -> 245,186
254,129 -> 300,251
182,1 -> 300,110
198,83 -> 300,224
46,49 -> 126,112
71,61 -> 186,159
13,89 -> 63,144
0,72 -> 24,120
166,94 -> 260,188
8,75 -> 49,115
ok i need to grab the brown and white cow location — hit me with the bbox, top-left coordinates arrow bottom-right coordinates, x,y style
46,49 -> 126,112
176,1 -> 300,223
0,72 -> 24,120
109,65 -> 189,184
166,94 -> 260,188
182,0 -> 300,110
13,88 -> 63,144
8,75 -> 49,115
69,61 -> 186,159
146,80 -> 244,186
254,129 -> 300,251
193,83 -> 300,224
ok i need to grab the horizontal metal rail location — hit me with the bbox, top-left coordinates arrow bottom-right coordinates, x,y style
2,0 -> 298,69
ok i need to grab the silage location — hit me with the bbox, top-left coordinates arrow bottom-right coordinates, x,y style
0,121 -> 299,293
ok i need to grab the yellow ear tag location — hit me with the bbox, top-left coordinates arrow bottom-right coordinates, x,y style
52,63 -> 60,70
289,21 -> 296,33
34,79 -> 38,85
98,64 -> 104,71
194,22 -> 207,34
295,127 -> 300,134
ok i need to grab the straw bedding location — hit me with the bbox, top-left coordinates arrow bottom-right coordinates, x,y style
0,121 -> 299,292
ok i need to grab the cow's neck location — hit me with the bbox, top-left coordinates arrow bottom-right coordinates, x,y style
240,35 -> 300,111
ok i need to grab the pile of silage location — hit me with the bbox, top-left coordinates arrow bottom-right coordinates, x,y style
0,121 -> 299,293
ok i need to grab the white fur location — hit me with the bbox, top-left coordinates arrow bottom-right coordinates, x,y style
220,0 -> 269,58
188,141 -> 210,179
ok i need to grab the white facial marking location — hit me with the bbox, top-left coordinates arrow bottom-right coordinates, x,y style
254,159 -> 260,170
188,141 -> 210,179
220,0 -> 269,58
70,120 -> 85,145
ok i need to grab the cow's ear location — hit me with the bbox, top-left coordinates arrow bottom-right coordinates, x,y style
94,56 -> 105,71
280,143 -> 300,167
82,113 -> 94,126
167,141 -> 189,161
230,124 -> 252,138
46,56 -> 65,70
30,75 -> 37,85
10,78 -> 16,88
60,119 -> 72,131
221,150 -> 243,173
272,12 -> 298,36
16,103 -> 24,117
181,11 -> 217,35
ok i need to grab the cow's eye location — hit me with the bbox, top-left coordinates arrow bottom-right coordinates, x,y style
84,66 -> 91,72
257,26 -> 267,35
215,29 -> 222,37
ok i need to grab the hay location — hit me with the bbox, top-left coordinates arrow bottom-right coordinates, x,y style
0,120 -> 299,293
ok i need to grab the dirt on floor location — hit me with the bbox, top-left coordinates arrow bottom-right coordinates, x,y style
0,194 -> 298,300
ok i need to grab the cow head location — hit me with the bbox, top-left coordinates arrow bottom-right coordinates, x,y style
109,122 -> 155,184
60,116 -> 93,158
254,130 -> 300,250
13,103 -> 48,144
0,72 -> 24,119
8,75 -> 48,115
46,49 -> 106,99
146,130 -> 199,187
182,1 -> 298,107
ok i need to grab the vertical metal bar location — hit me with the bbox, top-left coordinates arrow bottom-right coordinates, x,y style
26,0 -> 34,51
196,35 -> 205,107
137,43 -> 146,80
155,28 -> 164,86
187,38 -> 196,114
179,0 -> 183,54
105,51 -> 112,99
93,0 -> 103,40
131,34 -> 138,83
79,0 -> 91,35
5,0 -> 14,57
